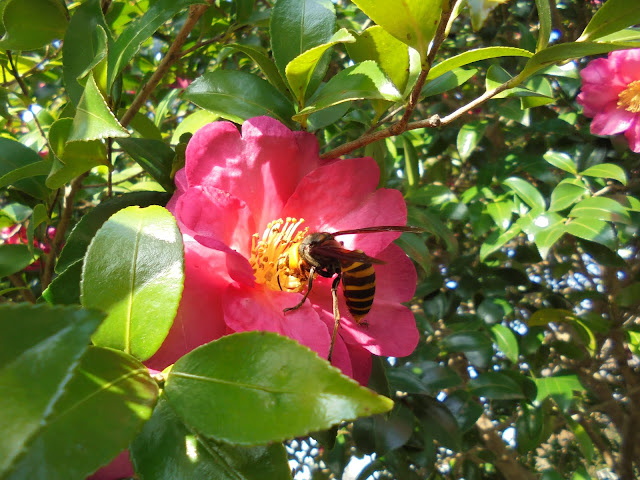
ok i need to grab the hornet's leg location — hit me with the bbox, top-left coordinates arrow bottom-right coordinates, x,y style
328,273 -> 342,362
283,266 -> 316,314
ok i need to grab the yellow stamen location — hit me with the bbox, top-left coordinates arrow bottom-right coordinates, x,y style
249,217 -> 308,292
618,80 -> 640,113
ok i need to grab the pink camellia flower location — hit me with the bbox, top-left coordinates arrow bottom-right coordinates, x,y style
146,116 -> 419,384
577,49 -> 640,152
1,224 -> 55,271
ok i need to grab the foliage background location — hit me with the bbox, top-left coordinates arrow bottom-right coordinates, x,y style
1,0 -> 639,479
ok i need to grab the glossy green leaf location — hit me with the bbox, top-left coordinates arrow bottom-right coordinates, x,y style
353,408 -> 413,455
6,346 -> 158,480
0,138 -> 49,200
0,159 -> 50,192
480,224 -> 521,261
170,109 -> 218,144
443,391 -> 483,432
0,304 -> 103,475
107,0 -> 206,88
549,181 -> 587,212
579,0 -> 640,41
534,222 -> 565,259
411,395 -> 462,450
580,163 -> 627,185
616,282 -> 640,308
469,371 -> 525,400
0,0 -> 67,50
427,47 -> 533,81
529,308 -> 577,327
81,205 -> 184,361
478,297 -> 513,325
490,324 -> 519,363
535,0 -> 552,50
164,332 -> 394,444
468,0 -> 510,31
154,89 -> 182,128
441,331 -> 494,368
42,260 -> 82,305
351,0 -> 442,64
56,191 -> 170,274
503,177 -> 546,209
69,73 -> 129,142
421,67 -> 478,98
534,375 -> 584,404
286,29 -> 355,106
227,43 -> 290,99
543,151 -> 577,174
346,25 -> 411,95
395,232 -> 431,275
46,117 -> 109,189
270,0 -> 335,81
564,218 -> 616,249
407,206 -> 459,256
569,197 -> 631,224
62,0 -> 110,105
117,138 -> 175,192
516,404 -> 548,453
0,244 -> 37,277
486,200 -> 514,231
294,61 -> 402,120
185,70 -> 296,126
420,362 -> 463,393
403,135 -> 420,188
132,398 -> 292,480
457,120 -> 488,162
26,203 -> 48,256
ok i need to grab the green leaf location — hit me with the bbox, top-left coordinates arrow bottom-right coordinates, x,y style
579,0 -> 640,42
491,324 -> 519,363
170,109 -> 219,144
132,398 -> 292,480
26,203 -> 48,255
529,308 -> 577,327
117,138 -> 175,192
351,0 -> 443,64
0,0 -> 67,50
42,260 -> 83,305
420,362 -> 463,393
549,181 -> 587,212
441,331 -> 494,368
184,70 -> 296,126
569,197 -> 631,224
421,67 -> 478,98
566,417 -> 594,463
294,61 -> 402,121
164,332 -> 393,444
270,0 -> 336,81
69,73 -> 129,142
46,117 -> 109,189
0,138 -> 49,200
534,222 -> 565,259
564,218 -> 616,249
286,29 -> 356,106
62,0 -> 110,105
0,304 -> 103,475
543,151 -> 577,174
402,135 -> 420,188
580,163 -> 627,185
395,232 -> 431,275
468,0 -> 510,31
107,0 -> 206,89
347,25 -> 411,95
411,395 -> 462,450
353,409 -> 413,455
427,47 -> 533,81
0,244 -> 37,277
443,391 -> 483,432
535,0 -> 552,51
469,371 -> 526,400
6,346 -> 158,480
486,200 -> 514,231
616,282 -> 640,308
81,205 -> 184,361
226,43 -> 291,99
56,191 -> 170,274
534,375 -> 584,404
503,177 -> 546,209
480,224 -> 521,261
457,120 -> 488,162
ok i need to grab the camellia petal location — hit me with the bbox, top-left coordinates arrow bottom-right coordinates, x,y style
624,118 -> 640,153
578,49 -> 640,153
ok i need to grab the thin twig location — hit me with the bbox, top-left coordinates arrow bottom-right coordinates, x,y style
119,1 -> 213,128
42,173 -> 89,288
6,51 -> 47,141
7,274 -> 36,303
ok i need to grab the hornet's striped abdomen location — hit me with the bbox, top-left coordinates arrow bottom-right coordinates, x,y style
340,257 -> 376,323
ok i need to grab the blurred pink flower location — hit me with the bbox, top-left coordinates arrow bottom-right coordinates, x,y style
1,224 -> 55,271
146,116 -> 419,383
577,49 -> 640,152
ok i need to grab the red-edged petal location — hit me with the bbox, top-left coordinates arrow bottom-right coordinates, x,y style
184,117 -> 319,229
609,49 -> 640,84
345,344 -> 373,386
372,244 -> 417,302
172,186 -> 255,257
145,238 -> 233,370
591,105 -> 636,135
86,450 -> 133,480
282,157 -> 407,256
624,118 -> 640,153
223,284 -> 331,358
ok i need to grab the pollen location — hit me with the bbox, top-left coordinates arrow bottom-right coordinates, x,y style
249,217 -> 309,292
618,80 -> 640,113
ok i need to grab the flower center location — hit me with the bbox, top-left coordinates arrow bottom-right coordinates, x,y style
249,217 -> 309,293
618,80 -> 640,113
